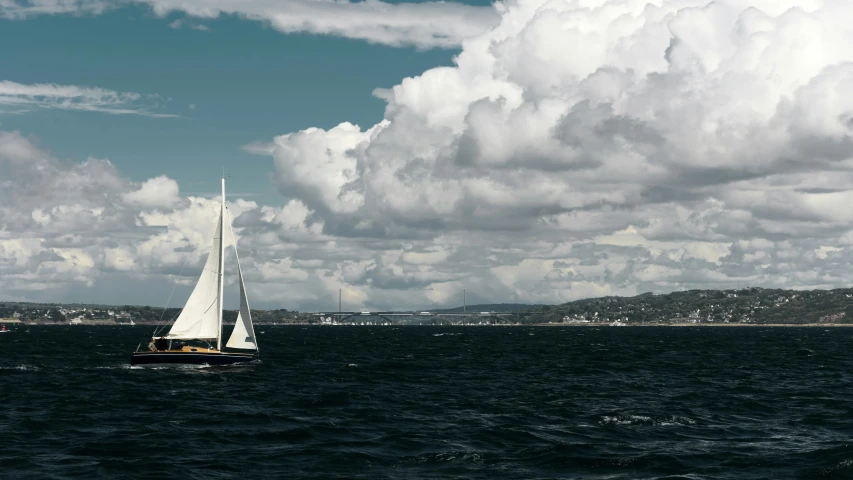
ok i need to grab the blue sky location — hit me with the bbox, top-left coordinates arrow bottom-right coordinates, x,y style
0,2 -> 467,203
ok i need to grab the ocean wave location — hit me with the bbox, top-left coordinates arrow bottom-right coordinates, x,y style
4,325 -> 852,479
0,364 -> 40,371
597,413 -> 697,428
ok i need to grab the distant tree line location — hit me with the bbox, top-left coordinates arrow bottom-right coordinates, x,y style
517,287 -> 853,325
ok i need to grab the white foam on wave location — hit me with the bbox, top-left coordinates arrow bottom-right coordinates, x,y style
4,364 -> 40,371
599,414 -> 696,427
411,451 -> 484,465
600,414 -> 652,426
658,415 -> 697,426
0,364 -> 39,371
129,360 -> 261,371
94,364 -> 143,370
822,458 -> 853,475
125,363 -> 212,371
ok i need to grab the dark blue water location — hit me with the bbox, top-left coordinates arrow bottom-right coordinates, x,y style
2,326 -> 853,479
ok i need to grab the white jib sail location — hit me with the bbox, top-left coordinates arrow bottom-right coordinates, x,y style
167,209 -> 223,341
225,212 -> 258,351
226,263 -> 257,350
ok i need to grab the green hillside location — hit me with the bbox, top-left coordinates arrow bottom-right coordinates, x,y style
518,287 -> 853,325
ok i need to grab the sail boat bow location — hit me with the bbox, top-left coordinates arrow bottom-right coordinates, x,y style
130,178 -> 259,366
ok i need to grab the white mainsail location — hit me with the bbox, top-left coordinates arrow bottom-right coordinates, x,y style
225,212 -> 258,351
167,209 -> 223,341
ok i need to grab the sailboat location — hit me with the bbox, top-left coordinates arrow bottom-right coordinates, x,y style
130,178 -> 259,366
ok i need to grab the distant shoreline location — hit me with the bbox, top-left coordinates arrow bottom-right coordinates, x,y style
532,323 -> 853,327
6,322 -> 853,328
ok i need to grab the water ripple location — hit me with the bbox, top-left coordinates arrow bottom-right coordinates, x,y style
2,326 -> 853,479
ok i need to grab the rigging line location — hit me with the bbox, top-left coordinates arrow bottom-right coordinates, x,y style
152,249 -> 193,338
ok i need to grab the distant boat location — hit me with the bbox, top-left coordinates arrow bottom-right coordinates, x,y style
0,324 -> 9,333
130,178 -> 259,366
129,319 -> 135,326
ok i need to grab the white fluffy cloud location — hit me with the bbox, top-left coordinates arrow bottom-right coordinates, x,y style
0,129 -> 434,310
240,0 -> 853,306
0,129 -> 325,307
9,0 -> 853,311
123,175 -> 182,209
1,0 -> 499,48
0,80 -> 174,117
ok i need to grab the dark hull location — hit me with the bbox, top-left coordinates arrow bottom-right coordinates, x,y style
130,351 -> 257,366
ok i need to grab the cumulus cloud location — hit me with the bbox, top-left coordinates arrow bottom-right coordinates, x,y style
0,129 -> 441,310
241,0 -> 853,305
0,80 -> 175,117
0,131 -> 214,299
123,175 -> 182,209
1,0 -> 500,48
10,0 -> 853,311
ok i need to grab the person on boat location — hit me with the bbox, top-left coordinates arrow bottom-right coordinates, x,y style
173,341 -> 185,350
154,336 -> 168,351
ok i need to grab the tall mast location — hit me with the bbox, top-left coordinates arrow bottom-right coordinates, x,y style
217,177 -> 225,351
